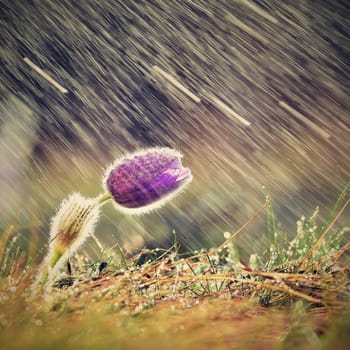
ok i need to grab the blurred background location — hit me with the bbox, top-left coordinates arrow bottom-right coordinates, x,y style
1,0 -> 349,261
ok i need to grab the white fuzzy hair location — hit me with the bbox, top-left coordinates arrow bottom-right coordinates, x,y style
35,192 -> 100,286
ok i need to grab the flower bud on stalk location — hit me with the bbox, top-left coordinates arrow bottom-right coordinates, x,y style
35,193 -> 100,285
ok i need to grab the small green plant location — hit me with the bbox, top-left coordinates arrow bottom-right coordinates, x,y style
254,182 -> 350,272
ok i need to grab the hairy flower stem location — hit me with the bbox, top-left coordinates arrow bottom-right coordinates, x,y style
97,192 -> 113,205
40,250 -> 63,284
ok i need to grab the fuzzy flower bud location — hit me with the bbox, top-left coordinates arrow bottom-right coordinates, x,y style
103,147 -> 192,214
35,193 -> 100,285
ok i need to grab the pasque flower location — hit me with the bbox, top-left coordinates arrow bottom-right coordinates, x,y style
36,147 -> 192,287
103,147 -> 192,214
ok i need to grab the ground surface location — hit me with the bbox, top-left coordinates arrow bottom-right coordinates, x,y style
0,0 -> 349,251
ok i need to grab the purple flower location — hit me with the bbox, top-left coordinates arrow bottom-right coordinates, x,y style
104,147 -> 192,214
